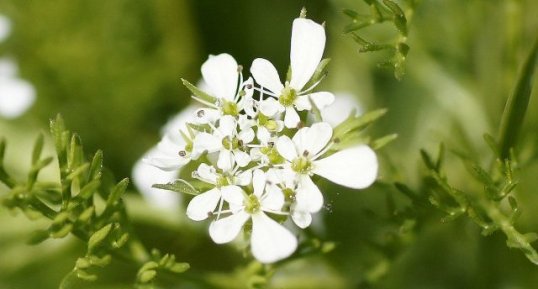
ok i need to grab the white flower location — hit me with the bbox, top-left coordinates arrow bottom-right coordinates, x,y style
186,163 -> 251,221
145,106 -> 200,171
209,169 -> 297,263
276,122 -> 378,221
250,18 -> 334,128
0,59 -> 36,119
193,115 -> 254,171
321,92 -> 362,127
133,147 -> 180,211
193,54 -> 254,120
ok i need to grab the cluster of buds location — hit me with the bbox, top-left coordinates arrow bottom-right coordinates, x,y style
147,13 -> 378,263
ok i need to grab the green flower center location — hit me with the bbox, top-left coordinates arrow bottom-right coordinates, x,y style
260,146 -> 284,164
244,194 -> 261,214
279,85 -> 297,107
221,136 -> 241,150
216,176 -> 229,188
258,114 -> 279,132
291,157 -> 312,174
222,100 -> 238,116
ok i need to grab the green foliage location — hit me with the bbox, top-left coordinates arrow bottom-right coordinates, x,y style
420,143 -> 538,264
0,115 -> 190,288
136,249 -> 190,289
331,108 -> 396,151
344,0 -> 417,80
498,38 -> 538,159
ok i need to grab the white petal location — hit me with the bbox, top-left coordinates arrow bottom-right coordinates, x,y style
161,105 -> 199,137
147,156 -> 188,171
193,132 -> 222,155
306,91 -> 335,110
242,77 -> 255,99
252,169 -> 266,197
321,92 -> 361,127
313,145 -> 378,189
251,213 -> 298,263
256,126 -> 271,144
276,135 -> 298,161
238,127 -> 255,144
233,150 -> 251,167
156,135 -> 183,155
294,95 -> 311,111
291,209 -> 312,229
291,125 -> 310,154
236,170 -> 252,186
250,58 -> 284,94
191,108 -> 221,125
196,163 -> 218,184
289,18 -> 326,91
217,149 -> 234,171
296,175 -> 324,213
259,98 -> 284,117
201,53 -> 238,101
261,186 -> 285,212
133,149 -> 180,211
186,188 -> 221,221
304,122 -> 332,156
209,211 -> 250,244
221,185 -> 245,206
0,78 -> 36,119
284,106 -> 300,128
218,115 -> 237,137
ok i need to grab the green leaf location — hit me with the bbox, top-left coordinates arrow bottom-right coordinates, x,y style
88,150 -> 103,181
181,78 -> 217,105
152,179 -> 199,196
304,58 -> 331,89
32,133 -> 45,165
88,223 -> 114,252
498,38 -> 538,159
343,8 -> 359,18
107,178 -> 129,206
333,108 -> 387,139
372,134 -> 398,149
383,0 -> 407,35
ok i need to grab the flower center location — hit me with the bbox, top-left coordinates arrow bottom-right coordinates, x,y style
279,85 -> 297,107
244,194 -> 261,214
222,100 -> 238,116
216,176 -> 229,188
260,146 -> 284,164
258,113 -> 279,132
291,157 -> 312,174
221,136 -> 241,150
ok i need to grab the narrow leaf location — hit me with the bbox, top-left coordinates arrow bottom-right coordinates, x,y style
152,179 -> 199,196
498,38 -> 538,159
181,78 -> 217,105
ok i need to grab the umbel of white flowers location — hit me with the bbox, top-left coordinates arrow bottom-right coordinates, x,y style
146,13 -> 378,263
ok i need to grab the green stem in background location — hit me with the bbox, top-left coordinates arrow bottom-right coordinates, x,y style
498,38 -> 538,160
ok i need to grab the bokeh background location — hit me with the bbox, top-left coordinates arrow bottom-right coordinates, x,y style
1,0 -> 538,288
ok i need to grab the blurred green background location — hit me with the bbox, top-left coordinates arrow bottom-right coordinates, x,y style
1,0 -> 538,288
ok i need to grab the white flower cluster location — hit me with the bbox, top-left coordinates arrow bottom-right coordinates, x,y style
148,16 -> 378,263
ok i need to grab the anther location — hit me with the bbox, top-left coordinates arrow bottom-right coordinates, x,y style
178,150 -> 187,157
303,150 -> 310,157
197,110 -> 205,117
